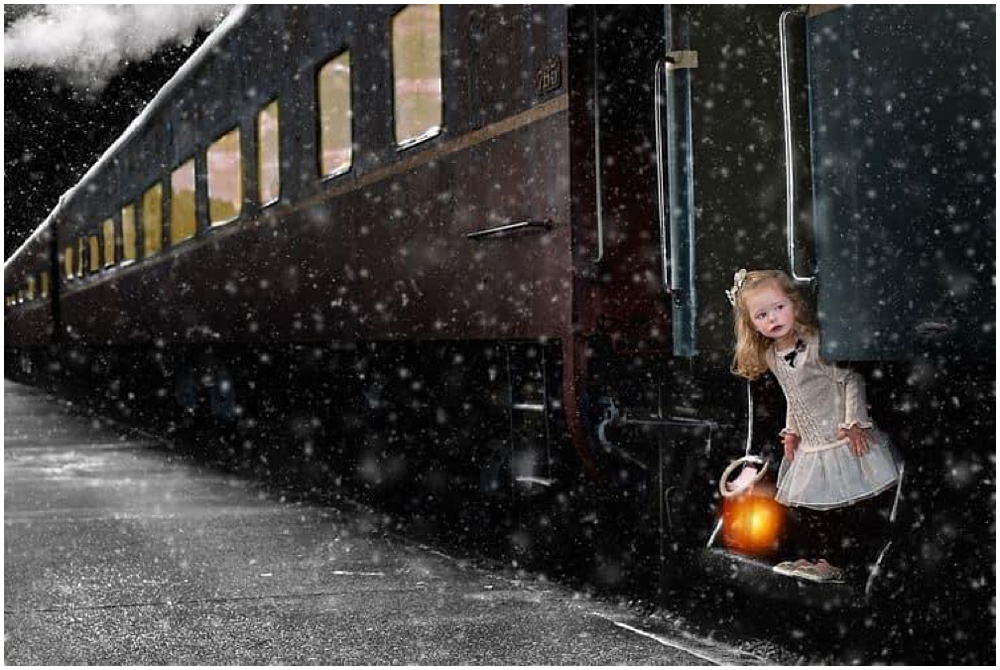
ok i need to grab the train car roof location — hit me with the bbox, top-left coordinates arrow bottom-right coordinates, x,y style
4,4 -> 251,274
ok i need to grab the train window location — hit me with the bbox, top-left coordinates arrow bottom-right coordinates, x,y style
40,272 -> 49,299
317,53 -> 352,177
26,276 -> 35,301
122,204 -> 137,263
142,182 -> 163,258
171,158 -> 197,244
88,235 -> 100,273
392,5 -> 442,148
257,100 -> 281,203
208,127 -> 243,226
63,245 -> 74,280
102,219 -> 115,267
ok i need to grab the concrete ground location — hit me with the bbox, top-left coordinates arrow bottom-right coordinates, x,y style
4,379 -> 779,665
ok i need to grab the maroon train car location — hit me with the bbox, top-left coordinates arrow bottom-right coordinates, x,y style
5,5 -> 994,659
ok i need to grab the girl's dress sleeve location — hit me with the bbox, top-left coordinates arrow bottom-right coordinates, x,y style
779,405 -> 800,437
820,356 -> 875,431
838,367 -> 874,430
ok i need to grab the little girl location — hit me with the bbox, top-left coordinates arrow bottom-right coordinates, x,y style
727,269 -> 900,582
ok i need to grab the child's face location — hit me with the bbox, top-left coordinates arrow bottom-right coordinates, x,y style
744,283 -> 796,344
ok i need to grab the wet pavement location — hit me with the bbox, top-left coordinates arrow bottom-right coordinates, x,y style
4,380 -> 779,665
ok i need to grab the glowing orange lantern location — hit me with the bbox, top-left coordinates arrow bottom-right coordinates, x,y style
721,492 -> 785,555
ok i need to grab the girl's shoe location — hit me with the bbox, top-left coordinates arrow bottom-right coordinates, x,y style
773,558 -> 813,577
794,559 -> 845,583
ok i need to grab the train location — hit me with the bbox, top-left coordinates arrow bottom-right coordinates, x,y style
5,5 -> 994,661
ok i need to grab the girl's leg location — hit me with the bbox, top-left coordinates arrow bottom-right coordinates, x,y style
839,490 -> 897,572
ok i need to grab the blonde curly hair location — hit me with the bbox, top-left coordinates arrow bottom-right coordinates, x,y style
731,269 -> 816,379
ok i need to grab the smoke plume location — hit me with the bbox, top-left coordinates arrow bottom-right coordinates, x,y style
3,4 -> 230,90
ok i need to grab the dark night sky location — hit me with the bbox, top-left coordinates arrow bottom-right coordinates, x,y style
3,5 -> 220,260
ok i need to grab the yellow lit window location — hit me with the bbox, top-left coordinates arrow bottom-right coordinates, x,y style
102,219 -> 115,267
208,128 -> 243,225
40,272 -> 49,298
64,245 -> 74,280
317,53 -> 352,176
171,159 -> 197,244
122,204 -> 137,262
258,100 -> 281,203
392,5 -> 442,148
26,276 -> 36,301
88,236 -> 100,273
143,183 -> 163,258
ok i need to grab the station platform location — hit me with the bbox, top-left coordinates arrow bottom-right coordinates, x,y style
3,380 -> 772,665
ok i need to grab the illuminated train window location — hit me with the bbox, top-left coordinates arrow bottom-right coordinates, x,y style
392,5 -> 442,149
317,53 -> 352,177
88,235 -> 100,273
142,182 -> 163,258
208,127 -> 243,226
102,219 -> 115,267
26,276 -> 36,301
257,100 -> 281,202
40,272 -> 49,299
171,158 -> 197,244
63,245 -> 74,280
121,204 -> 137,263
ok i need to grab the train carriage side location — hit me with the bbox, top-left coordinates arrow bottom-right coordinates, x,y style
4,224 -> 57,381
48,5 -> 591,557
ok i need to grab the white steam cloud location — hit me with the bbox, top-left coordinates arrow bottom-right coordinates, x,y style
3,4 -> 231,90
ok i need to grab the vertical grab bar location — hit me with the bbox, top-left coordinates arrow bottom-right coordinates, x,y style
654,50 -> 698,357
591,7 -> 605,263
779,9 -> 815,284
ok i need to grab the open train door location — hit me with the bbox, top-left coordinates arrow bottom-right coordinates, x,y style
798,5 -> 994,361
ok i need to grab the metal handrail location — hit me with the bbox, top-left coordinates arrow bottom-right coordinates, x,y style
779,9 -> 815,284
465,220 -> 552,240
653,58 -> 669,292
591,7 -> 605,263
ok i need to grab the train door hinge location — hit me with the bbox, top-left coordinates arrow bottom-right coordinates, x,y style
665,50 -> 699,70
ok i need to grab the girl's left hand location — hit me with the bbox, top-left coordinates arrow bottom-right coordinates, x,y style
837,425 -> 871,456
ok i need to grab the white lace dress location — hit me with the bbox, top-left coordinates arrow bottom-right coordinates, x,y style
769,333 -> 900,510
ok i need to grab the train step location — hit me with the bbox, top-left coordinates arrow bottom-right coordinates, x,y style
695,547 -> 867,610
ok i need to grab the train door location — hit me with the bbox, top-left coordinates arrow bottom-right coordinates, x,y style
801,5 -> 994,361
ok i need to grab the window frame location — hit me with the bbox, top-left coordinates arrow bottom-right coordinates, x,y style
88,235 -> 101,273
101,218 -> 116,268
257,99 -> 282,205
207,126 -> 244,227
121,203 -> 138,265
142,181 -> 164,259
391,4 -> 444,150
63,245 -> 75,281
170,157 -> 198,245
316,51 -> 353,179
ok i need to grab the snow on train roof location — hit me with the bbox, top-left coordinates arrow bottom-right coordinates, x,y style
4,5 -> 251,272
